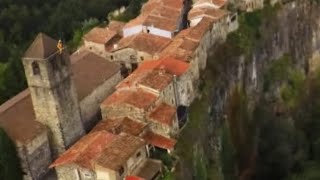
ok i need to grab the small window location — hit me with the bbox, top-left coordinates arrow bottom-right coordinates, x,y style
136,152 -> 141,158
110,55 -> 114,60
147,29 -> 150,33
32,62 -> 40,75
118,166 -> 124,176
140,56 -> 144,61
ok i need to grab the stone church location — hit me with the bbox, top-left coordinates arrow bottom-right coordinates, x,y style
0,33 -> 123,180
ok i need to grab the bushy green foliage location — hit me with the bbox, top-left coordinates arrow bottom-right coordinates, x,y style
0,0 -> 147,104
0,128 -> 22,180
221,123 -> 237,180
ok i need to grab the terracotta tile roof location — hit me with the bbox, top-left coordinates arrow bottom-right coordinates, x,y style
160,32 -> 200,61
141,0 -> 162,15
125,5 -> 180,31
150,5 -> 181,21
91,117 -> 147,136
102,88 -> 158,110
162,0 -> 184,9
158,57 -> 190,75
0,90 -> 45,144
139,70 -> 173,91
188,7 -> 228,20
50,131 -> 116,169
145,15 -> 178,32
71,50 -> 121,100
24,33 -> 59,59
108,20 -> 125,35
148,102 -> 176,126
116,58 -> 189,90
194,0 -> 227,8
142,131 -> 176,150
115,33 -> 171,55
84,27 -> 118,44
126,176 -> 146,180
124,15 -> 148,29
95,133 -> 146,170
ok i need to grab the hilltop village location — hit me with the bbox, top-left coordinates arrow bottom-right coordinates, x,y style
0,0 -> 278,180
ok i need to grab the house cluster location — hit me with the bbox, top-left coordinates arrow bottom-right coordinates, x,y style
0,0 -> 270,180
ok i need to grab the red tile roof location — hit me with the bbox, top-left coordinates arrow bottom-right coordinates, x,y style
91,117 -> 147,136
84,27 -> 117,44
102,88 -> 158,110
148,103 -> 176,126
114,33 -> 171,55
116,58 -> 189,90
139,70 -> 173,91
125,1 -> 181,31
95,133 -> 146,170
126,176 -> 146,180
194,0 -> 227,8
188,7 -> 228,21
50,131 -> 116,169
142,131 -> 176,150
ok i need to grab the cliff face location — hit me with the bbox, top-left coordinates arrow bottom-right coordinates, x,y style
175,1 -> 320,179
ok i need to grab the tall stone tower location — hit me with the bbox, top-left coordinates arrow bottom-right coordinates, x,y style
22,33 -> 85,156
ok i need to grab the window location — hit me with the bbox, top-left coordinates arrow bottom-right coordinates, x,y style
118,166 -> 124,176
32,62 -> 40,75
136,152 -> 141,158
110,55 -> 114,60
147,29 -> 150,33
140,56 -> 144,61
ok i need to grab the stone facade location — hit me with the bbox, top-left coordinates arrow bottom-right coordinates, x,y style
23,45 -> 85,156
16,130 -> 51,180
80,71 -> 122,130
237,0 -> 264,12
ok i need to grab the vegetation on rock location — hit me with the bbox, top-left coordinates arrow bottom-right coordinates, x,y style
0,128 -> 22,180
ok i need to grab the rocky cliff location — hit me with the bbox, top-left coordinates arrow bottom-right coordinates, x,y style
173,1 -> 320,179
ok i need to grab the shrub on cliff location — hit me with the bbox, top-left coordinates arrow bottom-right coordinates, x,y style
0,128 -> 22,180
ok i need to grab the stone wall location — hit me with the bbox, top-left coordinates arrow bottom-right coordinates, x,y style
101,104 -> 147,122
84,41 -> 106,57
159,82 -> 176,107
16,130 -> 52,180
80,71 -> 122,131
126,147 -> 148,174
56,165 -> 83,180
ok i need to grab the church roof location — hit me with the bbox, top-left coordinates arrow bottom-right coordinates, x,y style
0,50 -> 120,145
24,33 -> 59,59
70,50 -> 121,100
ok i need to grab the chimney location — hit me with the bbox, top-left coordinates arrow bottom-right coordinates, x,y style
158,65 -> 166,75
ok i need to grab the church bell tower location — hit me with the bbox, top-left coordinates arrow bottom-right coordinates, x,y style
22,33 -> 85,156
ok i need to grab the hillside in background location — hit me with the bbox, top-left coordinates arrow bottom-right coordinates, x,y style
0,0 -> 146,104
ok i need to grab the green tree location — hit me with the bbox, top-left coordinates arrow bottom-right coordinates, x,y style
0,128 -> 22,180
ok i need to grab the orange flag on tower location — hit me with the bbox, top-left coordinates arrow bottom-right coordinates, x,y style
57,40 -> 63,54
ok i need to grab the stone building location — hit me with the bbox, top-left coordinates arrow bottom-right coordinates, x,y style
122,0 -> 183,38
83,21 -> 124,58
50,131 -> 162,180
193,0 -> 228,9
0,33 -> 122,180
236,0 -> 264,12
110,33 -> 171,70
146,102 -> 179,137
